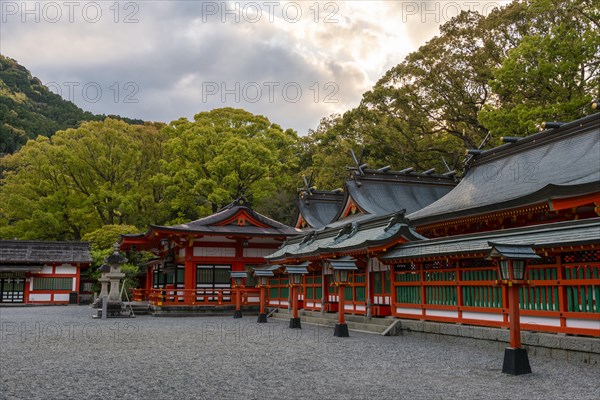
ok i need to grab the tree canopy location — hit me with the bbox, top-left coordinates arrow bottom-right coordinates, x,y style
0,109 -> 301,240
159,108 -> 301,224
0,119 -> 166,239
301,0 -> 599,189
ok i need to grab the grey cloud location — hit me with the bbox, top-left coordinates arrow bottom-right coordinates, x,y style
2,1 -> 466,134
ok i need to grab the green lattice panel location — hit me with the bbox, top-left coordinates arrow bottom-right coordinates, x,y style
396,286 -> 421,304
374,273 -> 382,293
395,273 -> 420,282
564,265 -> 599,313
426,271 -> 456,282
306,287 -> 313,299
384,271 -> 391,293
425,286 -> 457,306
520,267 -> 559,311
461,269 -> 498,281
462,285 -> 502,308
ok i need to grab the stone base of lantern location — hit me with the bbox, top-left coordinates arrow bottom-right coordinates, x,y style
289,317 -> 301,329
257,313 -> 268,323
334,323 -> 349,337
92,300 -> 134,319
502,347 -> 531,375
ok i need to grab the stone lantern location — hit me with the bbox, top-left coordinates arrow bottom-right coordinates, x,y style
92,264 -> 111,309
106,244 -> 127,304
94,243 -> 130,318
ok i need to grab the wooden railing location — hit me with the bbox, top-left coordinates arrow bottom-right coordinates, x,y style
132,288 -> 261,306
392,260 -> 600,336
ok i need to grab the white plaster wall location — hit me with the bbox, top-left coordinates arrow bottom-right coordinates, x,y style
193,247 -> 236,257
463,311 -> 503,322
55,265 -> 77,274
29,293 -> 51,302
40,266 -> 53,274
426,309 -> 459,318
243,248 -> 273,258
395,307 -> 422,315
565,318 -> 600,330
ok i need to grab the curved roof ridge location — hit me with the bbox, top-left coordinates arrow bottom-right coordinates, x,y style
408,113 -> 600,226
295,189 -> 345,229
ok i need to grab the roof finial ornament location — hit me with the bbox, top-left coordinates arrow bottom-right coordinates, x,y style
350,149 -> 367,176
220,196 -> 250,211
441,157 -> 456,178
299,173 -> 316,197
463,132 -> 491,168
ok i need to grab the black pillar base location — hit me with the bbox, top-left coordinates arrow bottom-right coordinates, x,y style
289,317 -> 301,329
334,323 -> 349,337
257,313 -> 268,323
502,347 -> 531,375
233,310 -> 243,319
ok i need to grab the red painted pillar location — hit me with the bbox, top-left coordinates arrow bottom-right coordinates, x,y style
259,286 -> 265,315
338,284 -> 345,324
236,286 -> 241,311
24,272 -> 31,304
292,285 -> 299,319
184,246 -> 196,304
508,283 -> 522,348
322,271 -> 329,312
146,267 -> 153,300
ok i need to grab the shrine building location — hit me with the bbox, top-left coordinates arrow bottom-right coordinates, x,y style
0,240 -> 92,304
119,199 -> 299,313
122,113 -> 599,336
265,113 -> 600,336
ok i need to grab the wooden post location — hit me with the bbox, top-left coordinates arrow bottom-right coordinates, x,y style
366,257 -> 372,318
289,283 -> 301,328
338,284 -> 346,325
184,263 -> 195,305
292,285 -> 299,319
259,286 -> 265,315
322,268 -> 329,313
508,282 -> 522,348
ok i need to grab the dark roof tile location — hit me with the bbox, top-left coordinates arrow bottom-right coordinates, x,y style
408,113 -> 600,225
0,240 -> 92,264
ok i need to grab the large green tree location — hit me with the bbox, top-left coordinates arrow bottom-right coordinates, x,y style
160,108 -> 301,224
0,118 -> 166,239
478,0 -> 600,135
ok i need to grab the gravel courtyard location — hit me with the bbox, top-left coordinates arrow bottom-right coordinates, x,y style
0,306 -> 598,400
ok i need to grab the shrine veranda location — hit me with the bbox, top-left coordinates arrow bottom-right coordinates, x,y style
0,306 -> 599,400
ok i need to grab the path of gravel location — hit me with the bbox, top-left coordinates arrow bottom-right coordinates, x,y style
0,306 -> 598,400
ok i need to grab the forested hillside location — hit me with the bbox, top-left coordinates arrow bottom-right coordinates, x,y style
0,55 -> 143,155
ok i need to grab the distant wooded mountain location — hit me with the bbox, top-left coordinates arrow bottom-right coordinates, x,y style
0,55 -> 144,155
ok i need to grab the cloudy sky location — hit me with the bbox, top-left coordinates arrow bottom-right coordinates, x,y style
1,0 -> 509,134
